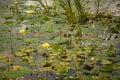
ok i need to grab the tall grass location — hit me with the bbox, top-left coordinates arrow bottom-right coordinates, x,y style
74,0 -> 89,23
57,0 -> 77,24
38,0 -> 49,14
56,0 -> 91,24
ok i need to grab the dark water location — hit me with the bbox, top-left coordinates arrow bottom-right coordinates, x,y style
116,43 -> 120,56
0,0 -> 10,9
23,71 -> 57,80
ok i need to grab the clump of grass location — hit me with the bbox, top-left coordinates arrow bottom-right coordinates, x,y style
38,0 -> 50,15
57,0 -> 77,24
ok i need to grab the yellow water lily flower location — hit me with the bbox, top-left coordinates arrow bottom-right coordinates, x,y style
13,65 -> 21,71
30,4 -> 35,7
42,43 -> 50,49
14,1 -> 18,5
19,29 -> 25,35
25,10 -> 33,14
8,78 -> 13,80
91,57 -> 95,60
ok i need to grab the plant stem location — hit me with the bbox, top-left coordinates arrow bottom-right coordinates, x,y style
22,35 -> 25,46
10,25 -> 14,53
74,61 -> 82,80
95,0 -> 100,15
7,57 -> 10,72
46,70 -> 49,80
57,0 -> 76,24
74,0 -> 84,22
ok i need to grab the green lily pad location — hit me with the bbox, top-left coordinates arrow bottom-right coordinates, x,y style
3,67 -> 32,78
82,76 -> 93,80
45,27 -> 54,32
58,67 -> 69,74
99,75 -> 108,80
113,63 -> 120,69
25,38 -> 40,43
107,44 -> 114,53
110,76 -> 120,80
49,36 -> 67,44
83,69 -> 93,74
0,54 -> 7,59
101,60 -> 112,65
100,72 -> 112,77
108,56 -> 120,62
52,45 -> 61,51
101,64 -> 113,72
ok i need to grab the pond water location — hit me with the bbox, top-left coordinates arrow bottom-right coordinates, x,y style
0,0 -> 120,80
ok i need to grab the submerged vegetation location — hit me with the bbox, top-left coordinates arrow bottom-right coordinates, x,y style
0,0 -> 120,80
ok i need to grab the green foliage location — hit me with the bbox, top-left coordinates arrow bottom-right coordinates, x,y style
38,0 -> 50,14
38,75 -> 47,80
25,38 -> 40,43
3,66 -> 32,78
101,60 -> 112,65
4,21 -> 13,25
15,46 -> 36,63
57,0 -> 77,24
101,64 -> 113,72
113,63 -> 120,70
107,44 -> 114,53
74,0 -> 89,23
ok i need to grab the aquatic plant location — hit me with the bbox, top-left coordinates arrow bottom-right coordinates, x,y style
0,0 -> 120,80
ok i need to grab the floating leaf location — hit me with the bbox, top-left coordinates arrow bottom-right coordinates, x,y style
58,67 -> 69,74
108,56 -> 120,62
49,36 -> 67,44
38,75 -> 47,80
0,54 -> 7,59
3,67 -> 32,78
45,27 -> 53,32
16,37 -> 22,40
52,45 -> 61,51
99,75 -> 108,80
113,63 -> 120,69
107,44 -> 114,53
101,60 -> 112,65
25,38 -> 39,43
110,76 -> 120,80
4,21 -> 13,25
101,64 -> 113,72
82,76 -> 93,80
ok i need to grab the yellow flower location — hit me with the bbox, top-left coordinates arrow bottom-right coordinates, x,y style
19,29 -> 25,35
13,65 -> 21,71
42,43 -> 50,49
25,10 -> 33,14
8,78 -> 13,80
91,57 -> 95,60
14,1 -> 18,5
30,4 -> 35,7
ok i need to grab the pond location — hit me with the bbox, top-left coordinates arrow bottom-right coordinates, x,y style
0,0 -> 120,80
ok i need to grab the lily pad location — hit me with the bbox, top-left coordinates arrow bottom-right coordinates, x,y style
25,38 -> 40,43
113,63 -> 120,69
0,54 -> 7,59
101,60 -> 112,65
3,67 -> 32,78
101,64 -> 113,72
